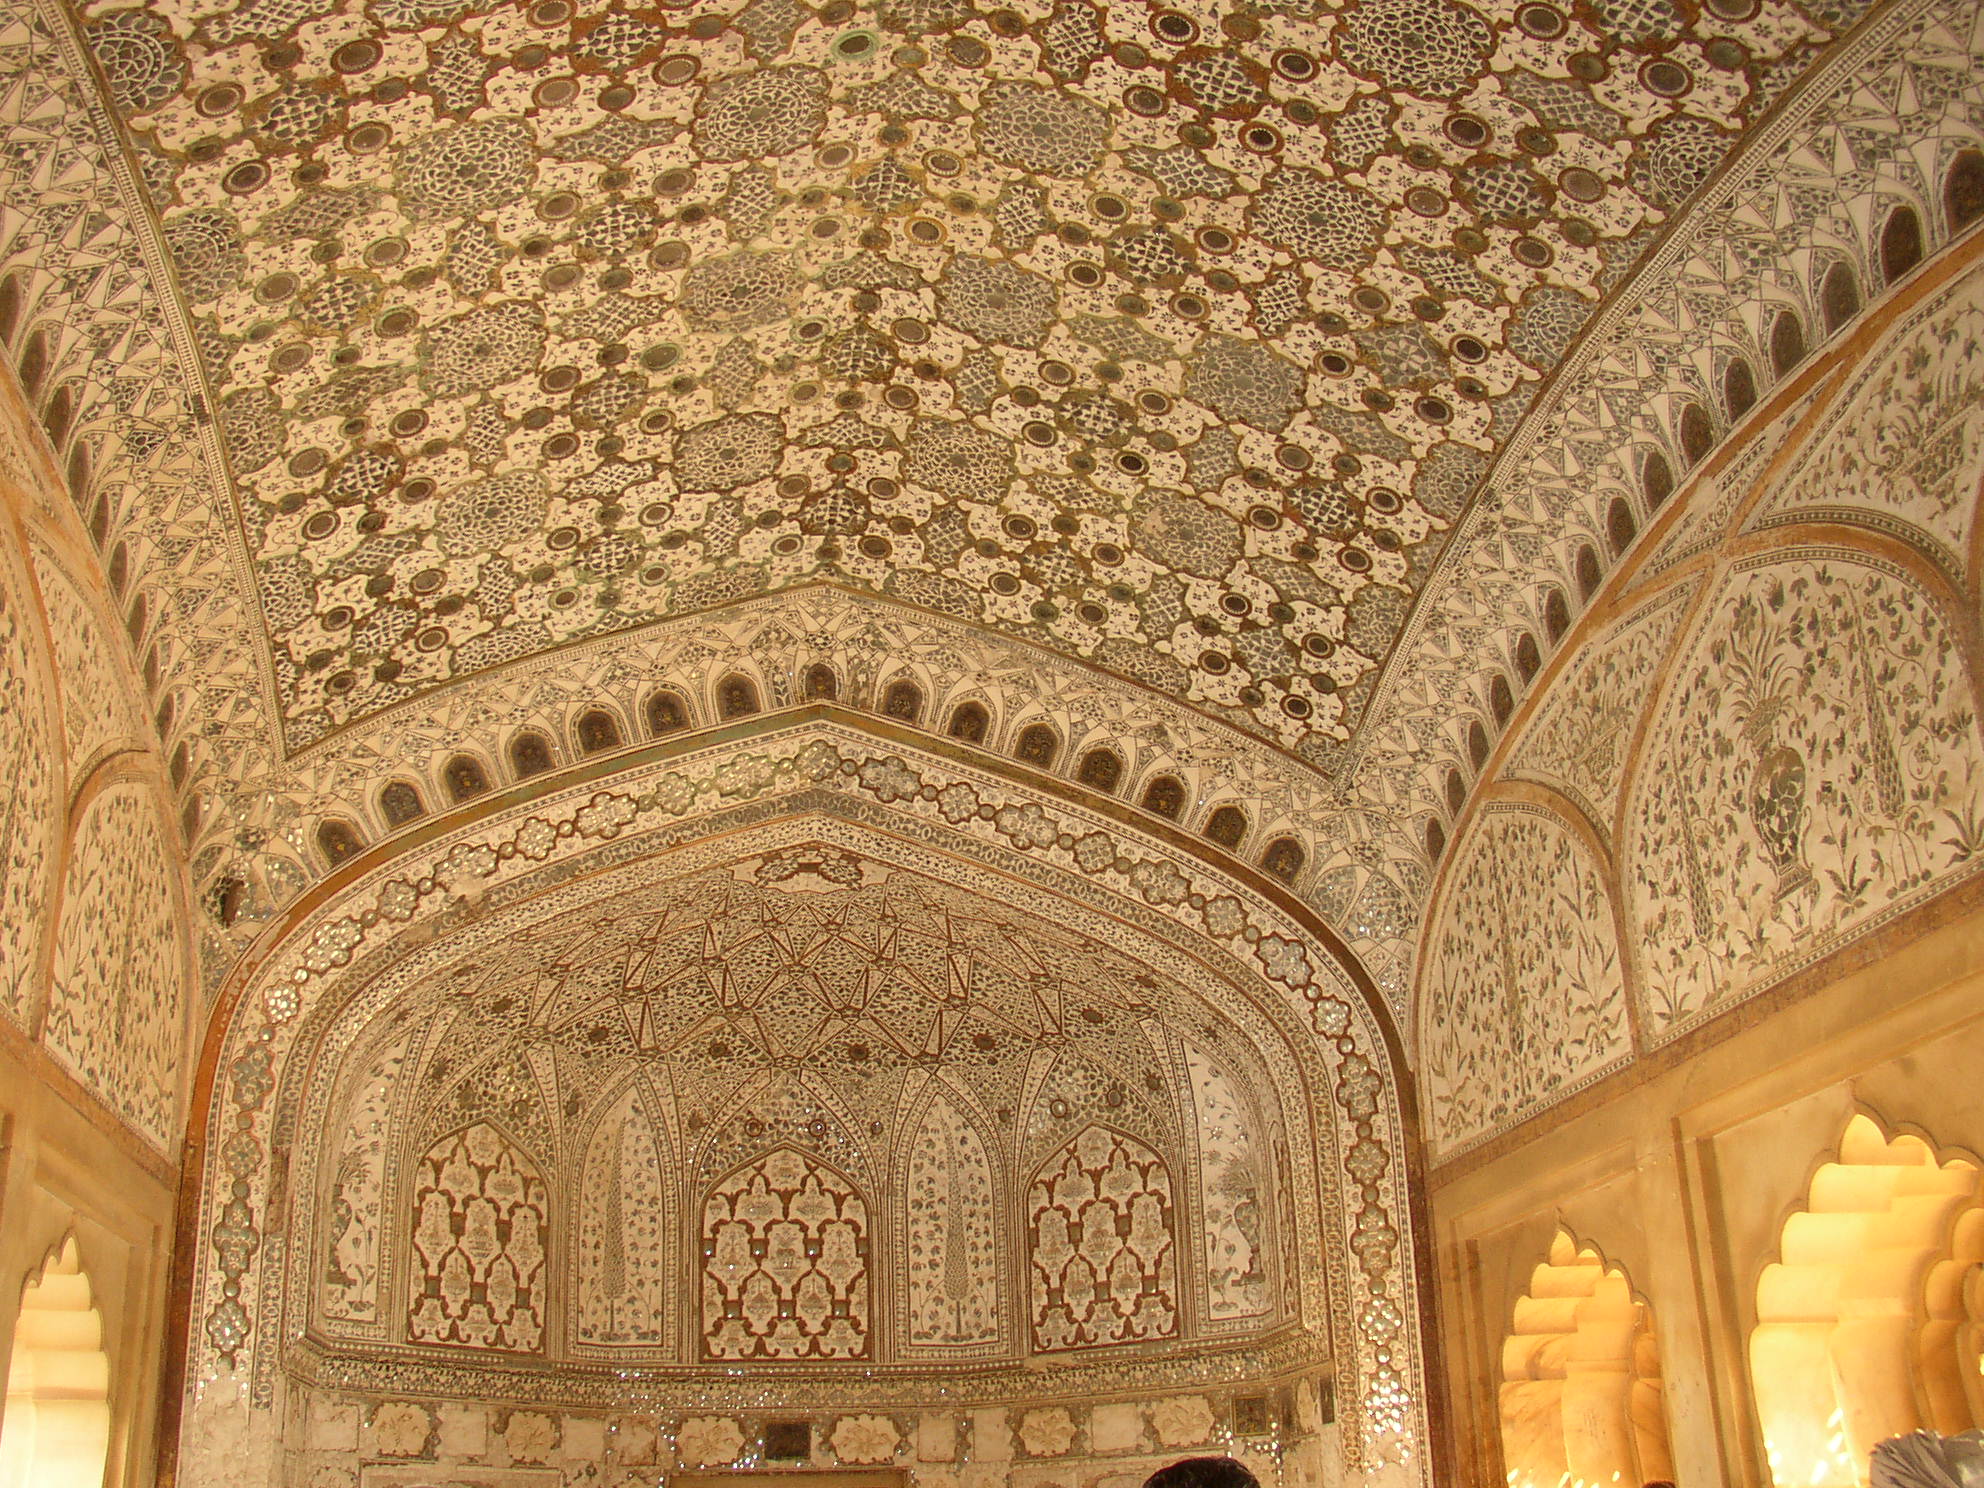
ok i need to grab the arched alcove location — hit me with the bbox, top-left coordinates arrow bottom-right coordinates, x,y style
945,700 -> 990,743
1750,1114 -> 1984,1487
1498,1230 -> 1674,1488
0,1237 -> 111,1488
185,728 -> 1415,1482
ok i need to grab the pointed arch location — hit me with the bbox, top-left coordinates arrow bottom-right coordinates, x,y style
881,677 -> 923,723
1821,261 -> 1861,336
441,754 -> 491,804
574,706 -> 623,755
1641,450 -> 1674,510
1769,308 -> 1807,380
378,779 -> 425,827
801,663 -> 838,702
1725,356 -> 1758,421
701,1147 -> 871,1361
1205,804 -> 1249,850
1679,402 -> 1715,466
945,699 -> 990,743
1261,837 -> 1305,884
1880,204 -> 1924,284
1014,721 -> 1059,768
645,688 -> 691,736
900,1084 -> 1000,1353
1543,588 -> 1571,643
316,817 -> 364,867
1574,545 -> 1602,603
508,730 -> 555,779
1946,149 -> 1984,233
1075,746 -> 1124,794
406,1122 -> 549,1353
715,673 -> 760,720
0,272 -> 24,347
1028,1124 -> 1178,1352
1140,774 -> 1186,820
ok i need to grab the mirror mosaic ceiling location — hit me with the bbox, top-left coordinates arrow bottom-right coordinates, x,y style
83,0 -> 1862,755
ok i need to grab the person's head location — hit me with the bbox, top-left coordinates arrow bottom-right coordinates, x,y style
1142,1457 -> 1262,1488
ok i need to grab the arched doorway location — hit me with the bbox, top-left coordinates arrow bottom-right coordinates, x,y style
1498,1228 -> 1673,1488
1750,1114 -> 1984,1487
0,1235 -> 110,1488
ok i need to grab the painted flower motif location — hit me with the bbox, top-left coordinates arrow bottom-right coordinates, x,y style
1018,1407 -> 1077,1457
676,1416 -> 746,1467
505,1411 -> 557,1463
993,800 -> 1058,850
1152,1395 -> 1216,1448
1073,832 -> 1116,873
372,1401 -> 432,1456
936,782 -> 980,823
858,756 -> 923,803
831,1415 -> 900,1464
1202,895 -> 1246,937
1256,933 -> 1312,987
1132,858 -> 1191,906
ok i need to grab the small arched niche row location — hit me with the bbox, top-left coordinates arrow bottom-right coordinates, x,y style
1498,1229 -> 1674,1488
0,1236 -> 111,1488
575,707 -> 623,755
946,700 -> 989,743
1750,1114 -> 1984,1488
801,663 -> 838,702
1140,774 -> 1186,820
880,678 -> 923,723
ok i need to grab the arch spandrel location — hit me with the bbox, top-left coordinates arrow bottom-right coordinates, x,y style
179,724 -> 1422,1478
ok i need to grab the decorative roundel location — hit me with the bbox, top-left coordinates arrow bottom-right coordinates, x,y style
93,0 -> 1856,758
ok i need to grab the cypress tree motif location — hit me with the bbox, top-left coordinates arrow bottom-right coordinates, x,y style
1676,793 -> 1717,945
1849,590 -> 1906,819
942,1139 -> 970,1334
601,1117 -> 628,1338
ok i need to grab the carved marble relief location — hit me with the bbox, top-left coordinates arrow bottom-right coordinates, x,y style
1186,1046 -> 1270,1325
1505,589 -> 1695,843
0,529 -> 54,1025
575,1085 -> 672,1348
1752,260 -> 1984,575
321,1038 -> 405,1330
406,1122 -> 550,1353
27,539 -> 138,779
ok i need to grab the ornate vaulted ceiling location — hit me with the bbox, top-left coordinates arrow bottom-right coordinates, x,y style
86,0 -> 1858,756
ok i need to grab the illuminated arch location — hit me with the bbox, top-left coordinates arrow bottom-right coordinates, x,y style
1750,1115 -> 1984,1487
1498,1229 -> 1673,1488
0,1237 -> 110,1488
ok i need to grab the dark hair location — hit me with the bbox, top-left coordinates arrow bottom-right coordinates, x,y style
1143,1458 -> 1261,1488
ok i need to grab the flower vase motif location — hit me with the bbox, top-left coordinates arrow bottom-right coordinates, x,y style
1748,744 -> 1812,899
